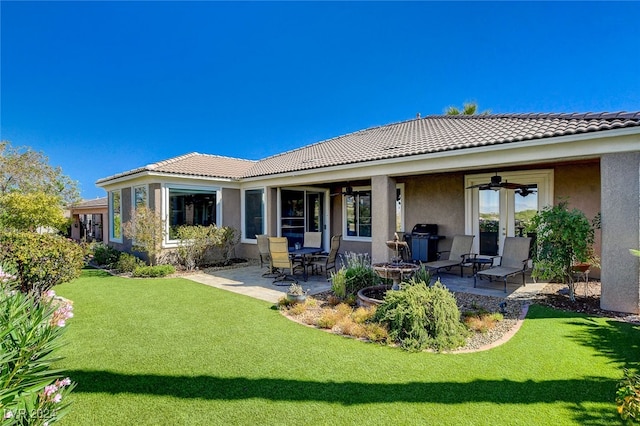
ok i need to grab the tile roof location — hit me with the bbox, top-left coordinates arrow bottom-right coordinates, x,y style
96,112 -> 640,185
72,197 -> 108,209
243,112 -> 640,178
97,152 -> 256,184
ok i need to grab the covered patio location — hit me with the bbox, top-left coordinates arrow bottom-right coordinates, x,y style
183,263 -> 548,304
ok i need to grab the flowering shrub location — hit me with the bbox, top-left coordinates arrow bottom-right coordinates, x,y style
0,284 -> 75,425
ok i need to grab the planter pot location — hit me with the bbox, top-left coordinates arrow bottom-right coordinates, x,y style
572,263 -> 591,273
286,293 -> 307,303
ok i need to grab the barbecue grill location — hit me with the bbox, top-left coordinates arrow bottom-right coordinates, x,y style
404,223 -> 443,263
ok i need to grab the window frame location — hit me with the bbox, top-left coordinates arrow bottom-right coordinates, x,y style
342,186 -> 372,242
109,189 -> 123,243
132,184 -> 148,210
162,184 -> 221,246
241,187 -> 266,243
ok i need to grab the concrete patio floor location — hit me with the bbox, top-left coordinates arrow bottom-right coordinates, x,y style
184,264 -> 547,304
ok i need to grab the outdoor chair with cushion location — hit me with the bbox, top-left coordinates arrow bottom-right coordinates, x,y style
309,234 -> 341,277
268,237 -> 303,285
474,236 -> 532,292
423,235 -> 475,278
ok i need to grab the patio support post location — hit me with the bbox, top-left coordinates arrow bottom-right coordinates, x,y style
600,152 -> 640,314
371,175 -> 397,264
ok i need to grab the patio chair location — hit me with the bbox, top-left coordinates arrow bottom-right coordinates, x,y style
268,237 -> 303,286
303,231 -> 322,249
474,236 -> 532,292
256,234 -> 279,278
309,234 -> 341,277
422,235 -> 475,278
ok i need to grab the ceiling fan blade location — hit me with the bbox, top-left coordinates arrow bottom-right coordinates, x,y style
501,182 -> 526,189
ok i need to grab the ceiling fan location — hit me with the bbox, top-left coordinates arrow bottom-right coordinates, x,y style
466,173 -> 537,196
330,185 -> 361,197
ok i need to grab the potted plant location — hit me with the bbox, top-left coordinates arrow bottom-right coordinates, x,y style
286,283 -> 307,303
531,200 -> 598,301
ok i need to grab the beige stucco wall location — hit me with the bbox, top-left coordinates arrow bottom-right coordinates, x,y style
600,152 -> 640,314
401,172 -> 466,253
553,161 -> 601,278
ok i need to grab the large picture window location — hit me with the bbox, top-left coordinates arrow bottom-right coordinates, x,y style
244,189 -> 264,240
168,188 -> 217,239
110,190 -> 122,241
345,190 -> 371,238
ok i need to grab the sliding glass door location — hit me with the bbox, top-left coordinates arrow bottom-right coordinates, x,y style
280,189 -> 326,249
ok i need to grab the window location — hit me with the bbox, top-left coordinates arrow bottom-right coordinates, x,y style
345,189 -> 371,239
110,190 -> 122,241
133,185 -> 147,209
168,188 -> 217,239
396,184 -> 404,233
244,188 -> 264,240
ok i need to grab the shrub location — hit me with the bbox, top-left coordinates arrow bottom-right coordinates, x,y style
122,206 -> 166,266
531,200 -> 597,301
91,242 -> 121,267
410,264 -> 432,286
0,286 -> 75,424
340,252 -> 380,296
132,264 -> 175,278
363,323 -> 389,343
175,225 -> 215,271
373,280 -> 469,351
330,267 -> 347,299
0,232 -> 84,294
115,252 -> 145,273
617,368 -> 640,422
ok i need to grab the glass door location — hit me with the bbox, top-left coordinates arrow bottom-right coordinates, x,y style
466,170 -> 553,256
280,189 -> 327,249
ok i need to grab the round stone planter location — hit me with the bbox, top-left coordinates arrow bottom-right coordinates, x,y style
356,284 -> 392,307
286,293 -> 307,304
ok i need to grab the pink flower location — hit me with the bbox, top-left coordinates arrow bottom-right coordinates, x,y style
3,410 -> 13,419
52,393 -> 62,403
44,384 -> 58,396
58,377 -> 71,387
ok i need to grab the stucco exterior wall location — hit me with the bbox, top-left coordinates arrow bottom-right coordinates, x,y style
553,161 -> 602,277
600,152 -> 640,314
402,172 -> 466,253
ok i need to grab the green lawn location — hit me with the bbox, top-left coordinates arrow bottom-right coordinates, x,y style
54,268 -> 639,425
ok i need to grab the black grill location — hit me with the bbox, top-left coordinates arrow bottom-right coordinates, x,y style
404,223 -> 442,263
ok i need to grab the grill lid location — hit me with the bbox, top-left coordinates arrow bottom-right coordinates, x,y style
411,223 -> 438,235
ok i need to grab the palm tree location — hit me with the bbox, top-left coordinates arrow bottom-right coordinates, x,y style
445,102 -> 490,116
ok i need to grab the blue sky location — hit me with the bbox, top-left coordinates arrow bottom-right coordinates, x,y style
2,1 -> 639,199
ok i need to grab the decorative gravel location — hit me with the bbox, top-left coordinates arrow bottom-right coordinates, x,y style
285,290 -> 527,353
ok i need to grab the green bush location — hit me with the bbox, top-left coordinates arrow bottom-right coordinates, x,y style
0,232 -> 84,294
617,368 -> 640,422
175,225 -> 215,271
0,285 -> 75,424
115,253 -> 145,273
340,252 -> 380,296
91,242 -> 121,268
373,280 -> 469,352
132,264 -> 176,278
330,267 -> 347,298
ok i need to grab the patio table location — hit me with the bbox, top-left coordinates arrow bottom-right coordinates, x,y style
289,247 -> 322,281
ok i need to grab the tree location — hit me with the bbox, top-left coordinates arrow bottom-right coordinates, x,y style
531,200 -> 596,301
445,102 -> 490,116
0,191 -> 68,232
123,206 -> 166,265
0,141 -> 80,205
